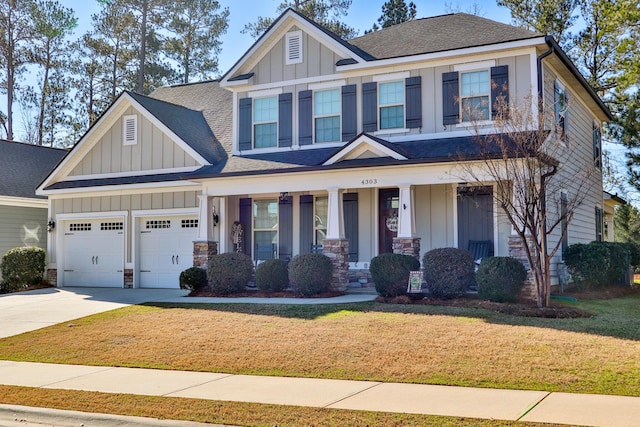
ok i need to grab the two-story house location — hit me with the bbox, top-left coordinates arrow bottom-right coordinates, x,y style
37,9 -> 610,290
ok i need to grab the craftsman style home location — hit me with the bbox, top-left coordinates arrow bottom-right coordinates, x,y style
37,9 -> 609,289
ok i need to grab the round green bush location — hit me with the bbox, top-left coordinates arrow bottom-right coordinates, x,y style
422,248 -> 475,299
1,247 -> 45,293
207,252 -> 254,295
476,257 -> 527,302
370,253 -> 421,297
255,258 -> 289,291
288,253 -> 332,296
179,267 -> 207,293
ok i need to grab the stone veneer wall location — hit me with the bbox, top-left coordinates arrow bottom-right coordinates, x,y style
47,268 -> 57,287
193,241 -> 218,270
349,268 -> 374,287
507,235 -> 537,301
392,237 -> 421,260
124,269 -> 133,288
322,239 -> 349,292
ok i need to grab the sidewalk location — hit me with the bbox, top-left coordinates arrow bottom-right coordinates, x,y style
1,360 -> 640,427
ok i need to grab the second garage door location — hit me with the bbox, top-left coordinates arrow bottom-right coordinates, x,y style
138,216 -> 198,288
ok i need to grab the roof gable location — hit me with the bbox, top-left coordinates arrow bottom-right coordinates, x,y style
220,8 -> 371,86
323,133 -> 409,165
38,92 -> 219,194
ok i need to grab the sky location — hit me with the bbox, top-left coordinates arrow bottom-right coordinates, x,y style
59,0 -> 514,75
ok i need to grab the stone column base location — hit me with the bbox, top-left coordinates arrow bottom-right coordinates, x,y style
508,235 -> 536,301
322,238 -> 349,292
47,269 -> 57,287
124,269 -> 134,288
393,237 -> 421,260
193,241 -> 218,270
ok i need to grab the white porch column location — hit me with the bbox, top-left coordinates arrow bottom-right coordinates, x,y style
326,187 -> 345,239
397,184 -> 416,238
196,195 -> 214,242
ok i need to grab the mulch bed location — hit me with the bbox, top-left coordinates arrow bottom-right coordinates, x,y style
189,288 -> 345,299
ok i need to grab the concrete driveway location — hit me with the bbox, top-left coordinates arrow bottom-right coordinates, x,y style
0,287 -> 189,338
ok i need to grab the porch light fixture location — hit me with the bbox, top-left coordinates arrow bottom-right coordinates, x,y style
47,218 -> 55,232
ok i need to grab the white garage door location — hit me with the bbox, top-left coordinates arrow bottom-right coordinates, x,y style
138,217 -> 198,288
62,220 -> 124,287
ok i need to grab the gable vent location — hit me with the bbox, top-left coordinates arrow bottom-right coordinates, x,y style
286,31 -> 303,65
123,114 -> 138,145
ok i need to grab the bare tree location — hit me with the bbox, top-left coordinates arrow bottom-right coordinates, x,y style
455,93 -> 599,307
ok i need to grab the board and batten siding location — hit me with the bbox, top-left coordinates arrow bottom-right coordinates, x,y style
68,107 -> 199,177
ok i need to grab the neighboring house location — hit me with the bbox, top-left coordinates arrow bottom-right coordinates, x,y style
37,10 -> 610,290
0,140 -> 67,274
602,191 -> 626,242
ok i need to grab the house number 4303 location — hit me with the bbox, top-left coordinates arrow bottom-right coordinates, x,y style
361,178 -> 378,185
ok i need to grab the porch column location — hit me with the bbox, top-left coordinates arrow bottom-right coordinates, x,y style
507,180 -> 535,301
393,184 -> 421,260
193,195 -> 218,270
323,187 -> 349,292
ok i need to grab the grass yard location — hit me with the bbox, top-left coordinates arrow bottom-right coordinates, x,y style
1,292 -> 639,398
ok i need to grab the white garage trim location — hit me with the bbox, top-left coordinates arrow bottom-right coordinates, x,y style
132,208 -> 198,288
55,211 -> 128,288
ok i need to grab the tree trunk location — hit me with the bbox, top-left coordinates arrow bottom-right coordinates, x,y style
37,47 -> 52,146
137,0 -> 148,93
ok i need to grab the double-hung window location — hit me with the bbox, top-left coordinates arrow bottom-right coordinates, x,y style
460,70 -> 490,122
314,89 -> 340,143
253,199 -> 278,260
314,196 -> 328,244
253,97 -> 278,148
379,81 -> 405,129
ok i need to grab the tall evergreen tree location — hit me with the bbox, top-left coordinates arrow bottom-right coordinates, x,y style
0,0 -> 36,140
243,0 -> 357,40
165,0 -> 229,84
30,0 -> 77,145
614,203 -> 640,244
376,0 -> 416,29
497,0 -> 580,45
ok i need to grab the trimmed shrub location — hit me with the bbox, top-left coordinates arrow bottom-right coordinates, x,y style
288,253 -> 332,296
1,247 -> 46,293
207,252 -> 254,295
370,253 -> 421,297
422,248 -> 475,299
621,242 -> 640,271
564,241 -> 632,288
255,258 -> 289,291
179,267 -> 207,292
476,257 -> 527,302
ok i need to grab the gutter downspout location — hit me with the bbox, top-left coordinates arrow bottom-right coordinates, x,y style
536,37 -> 554,115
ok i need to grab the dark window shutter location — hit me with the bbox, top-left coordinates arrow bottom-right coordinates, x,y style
405,76 -> 422,129
278,93 -> 292,147
593,122 -> 602,168
490,65 -> 509,119
239,98 -> 252,151
239,198 -> 252,257
278,196 -> 293,260
299,90 -> 312,145
362,82 -> 377,132
299,195 -> 314,254
564,91 -> 570,142
341,84 -> 357,141
442,71 -> 459,126
595,206 -> 603,242
344,193 -> 358,262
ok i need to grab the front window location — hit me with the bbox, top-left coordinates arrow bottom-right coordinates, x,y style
253,199 -> 278,259
379,81 -> 404,129
460,70 -> 490,122
253,97 -> 277,148
314,196 -> 328,244
314,89 -> 340,143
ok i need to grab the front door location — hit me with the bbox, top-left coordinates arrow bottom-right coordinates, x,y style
379,188 -> 399,254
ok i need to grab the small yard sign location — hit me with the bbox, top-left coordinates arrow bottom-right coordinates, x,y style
407,270 -> 423,293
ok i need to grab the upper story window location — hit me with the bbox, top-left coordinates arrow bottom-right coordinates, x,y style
593,121 -> 602,169
253,96 -> 278,148
442,65 -> 509,126
460,70 -> 490,122
379,81 -> 405,130
314,89 -> 341,143
554,80 -> 569,142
